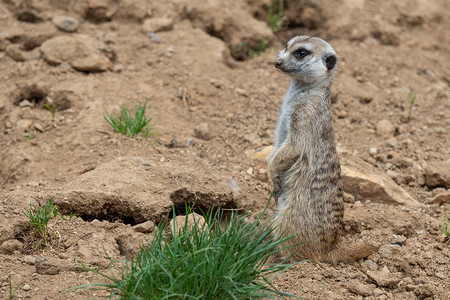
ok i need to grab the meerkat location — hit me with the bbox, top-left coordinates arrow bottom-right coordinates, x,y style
268,36 -> 377,264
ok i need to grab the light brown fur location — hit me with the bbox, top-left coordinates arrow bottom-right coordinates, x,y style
269,36 -> 377,264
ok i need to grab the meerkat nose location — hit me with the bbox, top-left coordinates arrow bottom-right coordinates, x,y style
275,60 -> 283,68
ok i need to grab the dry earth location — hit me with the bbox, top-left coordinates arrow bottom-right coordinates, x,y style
0,0 -> 449,299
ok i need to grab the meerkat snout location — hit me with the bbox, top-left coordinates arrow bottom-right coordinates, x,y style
275,60 -> 283,68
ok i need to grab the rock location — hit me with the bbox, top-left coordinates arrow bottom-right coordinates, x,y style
34,123 -> 44,132
5,44 -> 28,62
22,284 -> 31,291
367,267 -> 402,288
22,255 -> 36,265
19,99 -> 34,108
52,15 -> 80,32
53,157 -> 241,224
376,119 -> 395,137
169,212 -> 206,236
179,0 -> 273,59
132,220 -> 154,233
70,54 -> 112,72
378,244 -> 403,258
361,260 -> 378,271
429,191 -> 450,205
194,122 -> 213,140
0,239 -> 23,254
341,154 -> 422,208
35,257 -> 61,275
142,17 -> 173,33
424,161 -> 450,188
40,34 -> 113,71
40,35 -> 88,65
16,119 -> 33,131
243,133 -> 262,146
115,231 -> 148,257
347,281 -> 374,297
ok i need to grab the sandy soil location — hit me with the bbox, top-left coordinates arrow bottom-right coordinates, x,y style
0,0 -> 449,299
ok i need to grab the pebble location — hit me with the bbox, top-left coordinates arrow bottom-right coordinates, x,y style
22,255 -> 36,265
0,239 -> 23,254
19,99 -> 34,108
369,147 -> 377,155
378,244 -> 403,258
361,259 -> 378,271
243,133 -> 262,146
16,119 -> 33,131
376,119 -> 395,137
35,257 -> 61,275
194,123 -> 213,140
424,161 -> 450,188
347,281 -> 374,297
22,284 -> 31,291
367,267 -> 402,288
132,220 -> 154,233
70,54 -> 112,72
142,17 -> 173,33
52,15 -> 80,32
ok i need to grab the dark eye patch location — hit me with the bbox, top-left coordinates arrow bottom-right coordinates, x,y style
293,48 -> 311,59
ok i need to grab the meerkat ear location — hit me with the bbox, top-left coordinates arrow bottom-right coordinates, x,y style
325,55 -> 337,70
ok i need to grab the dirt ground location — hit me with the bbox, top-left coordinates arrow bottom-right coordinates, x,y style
0,0 -> 449,299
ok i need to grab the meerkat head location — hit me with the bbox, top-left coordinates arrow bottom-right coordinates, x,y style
275,36 -> 338,86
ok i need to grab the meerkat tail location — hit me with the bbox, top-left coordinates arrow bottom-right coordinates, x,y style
325,242 -> 379,264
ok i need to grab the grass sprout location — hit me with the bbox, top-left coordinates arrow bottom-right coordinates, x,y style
406,89 -> 416,122
104,102 -> 158,138
72,201 -> 299,299
440,206 -> 449,243
8,273 -> 23,300
268,0 -> 285,32
43,104 -> 55,120
23,199 -> 74,249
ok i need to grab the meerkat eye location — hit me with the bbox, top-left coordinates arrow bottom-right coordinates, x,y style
293,48 -> 311,59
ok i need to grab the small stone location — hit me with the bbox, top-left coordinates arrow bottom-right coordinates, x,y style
347,281 -> 374,297
52,15 -> 80,32
243,133 -> 262,146
424,161 -> 450,188
376,119 -> 395,137
369,147 -> 377,155
246,167 -> 253,175
367,267 -> 402,288
429,191 -> 450,205
16,119 -> 33,131
132,220 -> 154,233
170,213 -> 206,237
22,284 -> 31,291
142,17 -> 173,33
0,239 -> 23,254
361,259 -> 378,271
6,44 -> 27,62
194,123 -> 213,140
34,123 -> 44,132
235,88 -> 248,97
378,244 -> 403,258
19,99 -> 34,108
26,181 -> 39,187
22,255 -> 36,265
35,257 -> 61,275
70,54 -> 112,72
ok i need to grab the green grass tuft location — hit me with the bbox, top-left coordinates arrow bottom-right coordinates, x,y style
43,104 -> 55,120
268,0 -> 285,32
406,89 -> 416,122
104,101 -> 158,138
23,199 -> 74,249
74,206 -> 299,299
